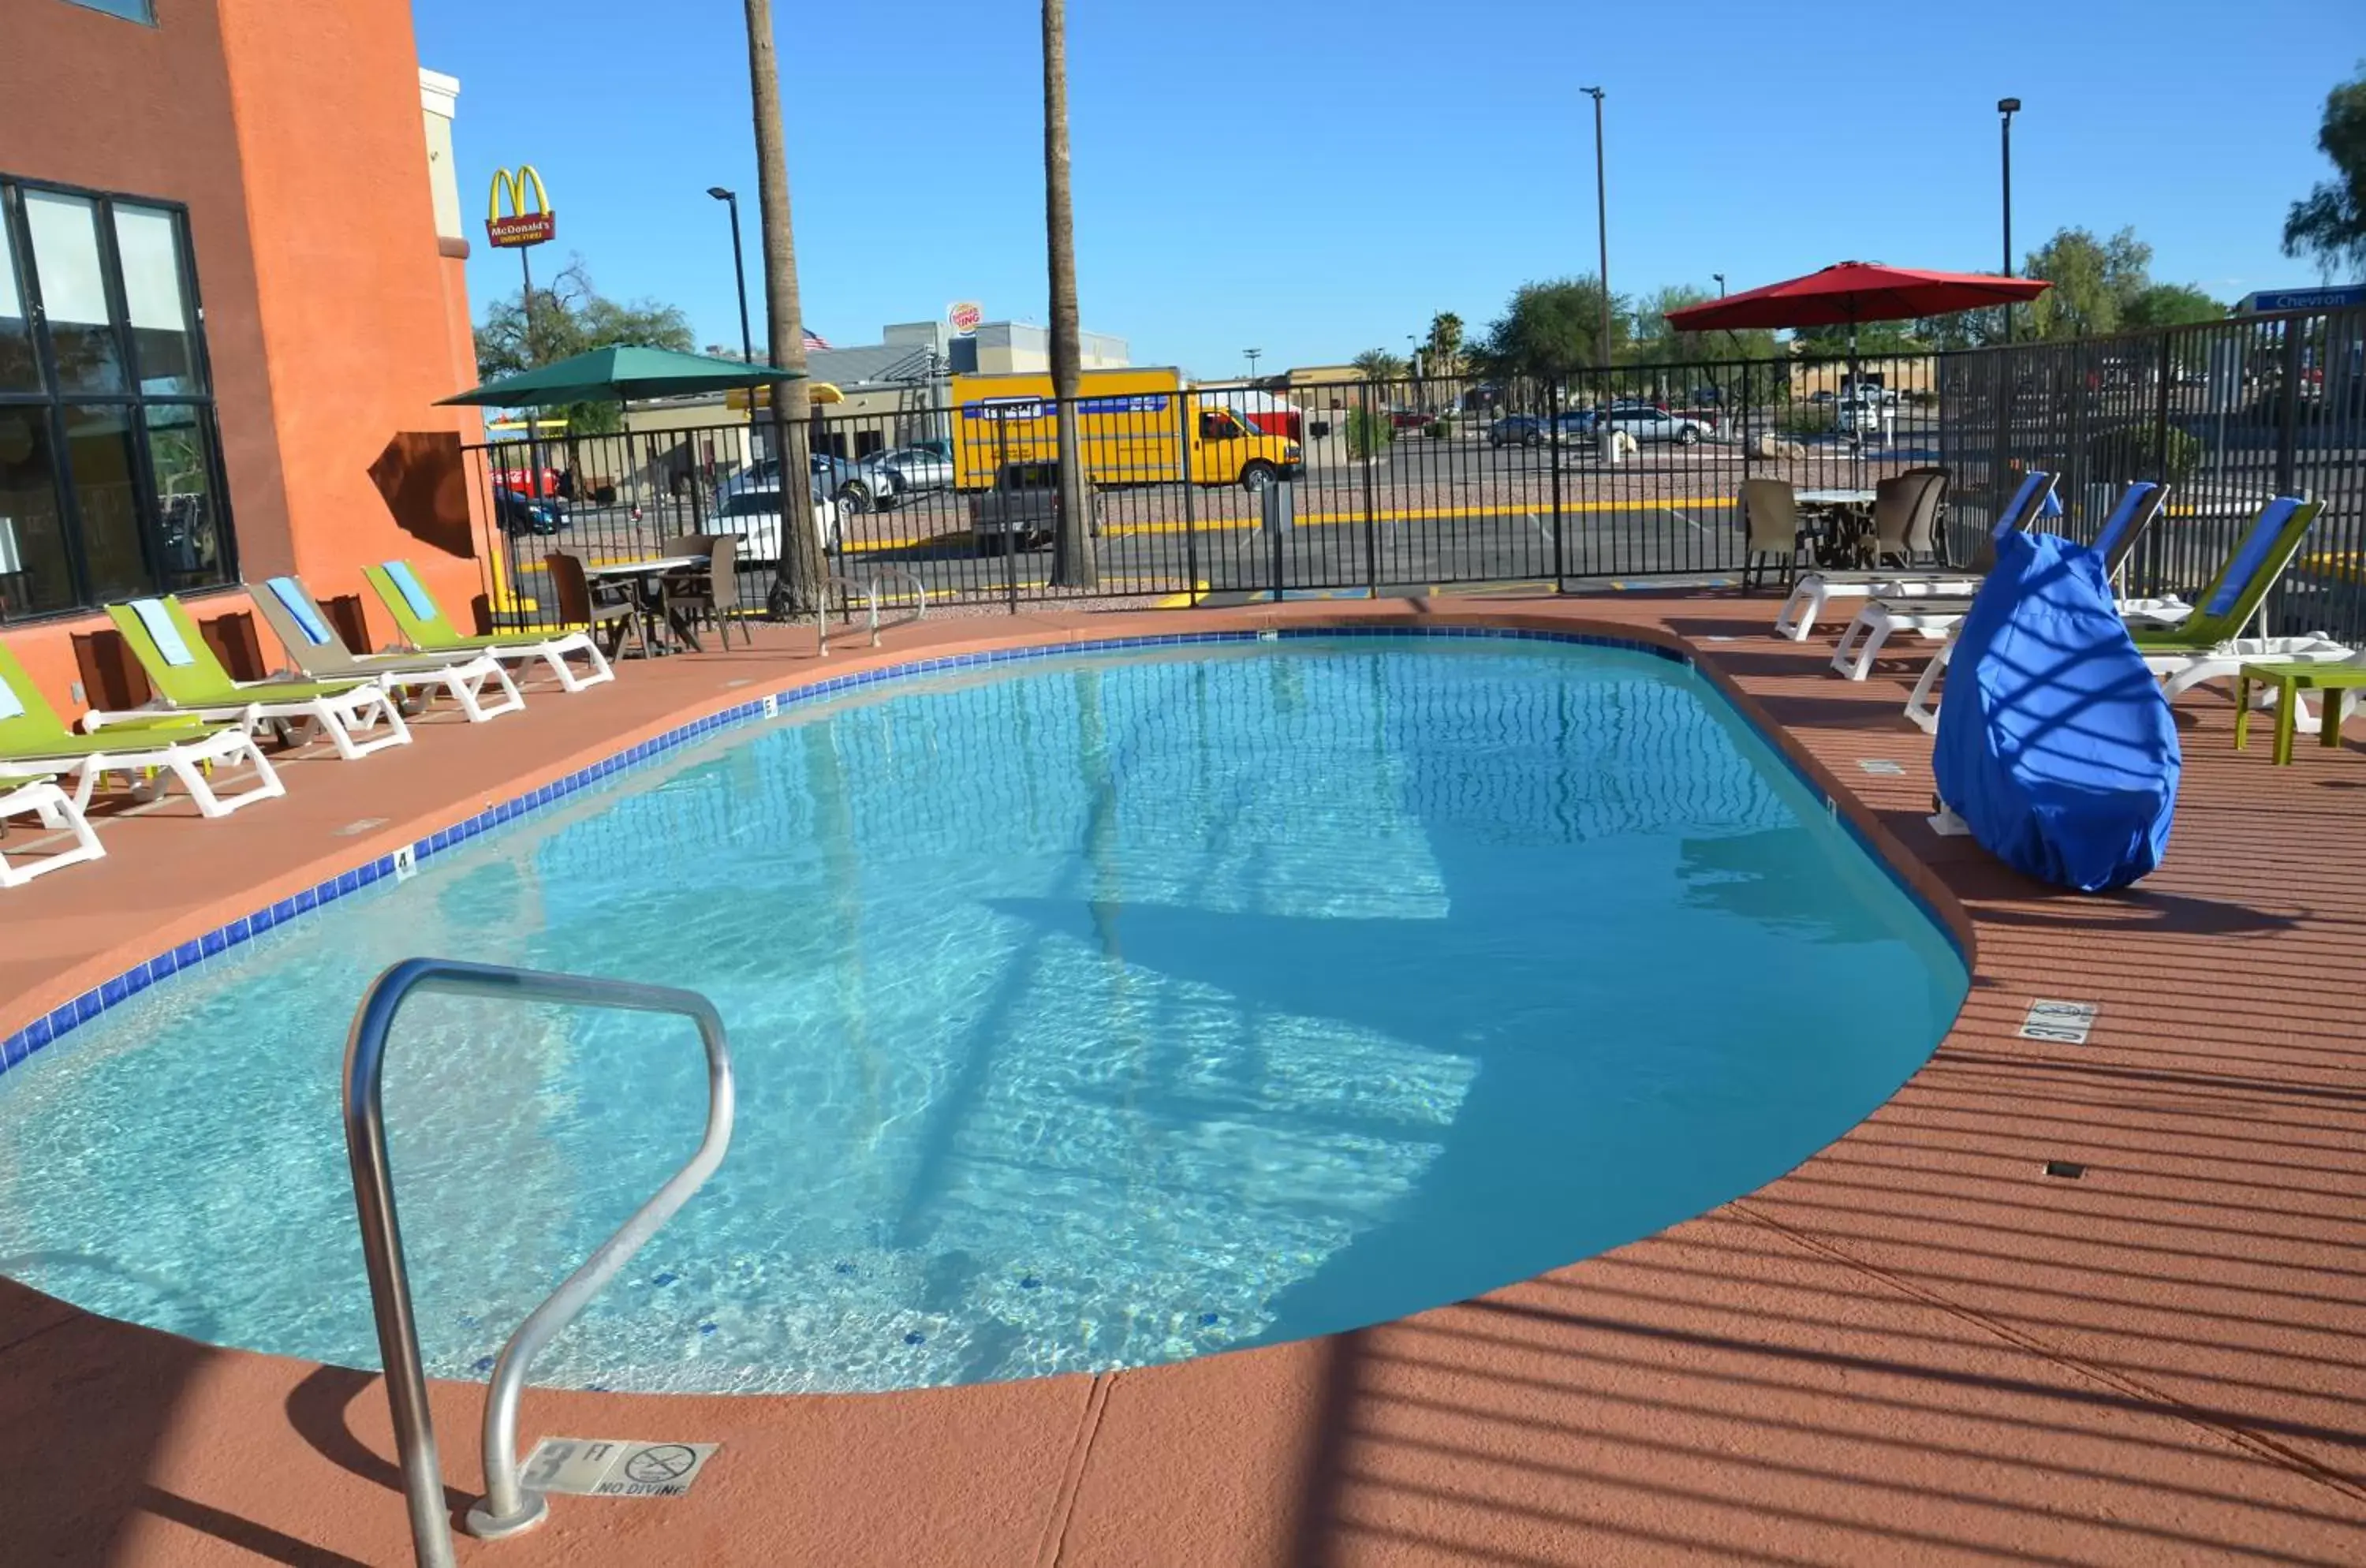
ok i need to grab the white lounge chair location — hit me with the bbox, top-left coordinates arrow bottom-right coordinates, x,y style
1905,495 -> 2341,733
251,576 -> 525,724
1835,481 -> 2172,682
89,597 -> 409,762
0,774 -> 106,888
364,560 -> 615,693
1775,469 -> 2056,640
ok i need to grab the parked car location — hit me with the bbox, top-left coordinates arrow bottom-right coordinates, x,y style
1387,409 -> 1430,431
1599,406 -> 1710,445
1487,413 -> 1594,447
717,454 -> 883,517
1690,386 -> 1722,406
708,463 -> 842,556
494,487 -> 566,536
871,446 -> 954,503
970,460 -> 1103,555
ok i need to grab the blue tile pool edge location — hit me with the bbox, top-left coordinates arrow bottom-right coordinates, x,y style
0,623 -> 1965,1081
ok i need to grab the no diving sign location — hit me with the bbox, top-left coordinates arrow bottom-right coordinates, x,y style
520,1437 -> 719,1499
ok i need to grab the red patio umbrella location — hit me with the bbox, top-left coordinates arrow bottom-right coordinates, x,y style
1667,262 -> 2052,466
1663,260 -> 2050,348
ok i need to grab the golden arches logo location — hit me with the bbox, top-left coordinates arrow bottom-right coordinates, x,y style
486,166 -> 555,248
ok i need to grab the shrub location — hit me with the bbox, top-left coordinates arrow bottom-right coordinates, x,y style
1346,407 -> 1394,458
2087,424 -> 2202,484
1424,417 -> 1457,439
1777,405 -> 1834,437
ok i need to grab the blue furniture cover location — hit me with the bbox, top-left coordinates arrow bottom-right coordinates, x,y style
1933,530 -> 2179,892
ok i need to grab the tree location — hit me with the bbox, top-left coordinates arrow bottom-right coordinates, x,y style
1467,278 -> 1626,384
1423,312 -> 1465,378
1627,284 -> 1779,365
1789,319 -> 1926,357
470,259 -> 693,432
2023,226 -> 2152,340
1042,0 -> 1095,588
1351,347 -> 1409,383
2119,283 -> 2223,330
471,259 -> 693,379
2284,64 -> 2366,278
743,0 -> 823,615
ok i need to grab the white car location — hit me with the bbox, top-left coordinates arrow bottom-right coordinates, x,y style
711,483 -> 842,558
1598,406 -> 1711,445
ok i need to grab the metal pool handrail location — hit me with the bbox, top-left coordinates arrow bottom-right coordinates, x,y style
342,958 -> 736,1568
817,568 -> 929,654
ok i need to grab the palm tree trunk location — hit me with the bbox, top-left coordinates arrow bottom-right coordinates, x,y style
744,0 -> 823,616
1042,0 -> 1097,588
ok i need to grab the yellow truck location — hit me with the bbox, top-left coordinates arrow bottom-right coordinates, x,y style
949,368 -> 1302,495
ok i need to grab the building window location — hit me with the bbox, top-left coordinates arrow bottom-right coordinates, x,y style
0,178 -> 233,621
61,0 -> 157,23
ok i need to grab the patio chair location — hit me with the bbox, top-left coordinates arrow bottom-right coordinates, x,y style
543,550 -> 649,661
1904,494 -> 2342,733
1836,480 -> 2174,682
363,559 -> 615,693
0,642 -> 282,818
0,773 -> 106,889
661,534 -> 750,648
1774,469 -> 2054,640
251,577 -> 525,724
91,597 -> 409,761
1738,479 -> 1805,591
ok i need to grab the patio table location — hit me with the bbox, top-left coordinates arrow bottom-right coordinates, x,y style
1794,487 -> 1877,565
2234,661 -> 2366,765
585,554 -> 707,655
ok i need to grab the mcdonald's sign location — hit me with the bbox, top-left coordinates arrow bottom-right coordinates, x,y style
487,165 -> 555,248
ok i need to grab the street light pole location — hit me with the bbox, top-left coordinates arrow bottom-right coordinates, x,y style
1244,347 -> 1262,380
707,186 -> 755,364
1997,99 -> 2020,345
1583,86 -> 1610,370
1712,272 -> 1726,297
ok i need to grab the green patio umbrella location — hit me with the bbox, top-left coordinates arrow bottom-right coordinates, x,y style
437,344 -> 804,407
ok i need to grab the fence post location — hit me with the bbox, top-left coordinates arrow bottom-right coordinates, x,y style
1177,394 -> 1199,607
1360,381 -> 1379,595
1548,378 -> 1565,584
2149,332 -> 2174,599
2276,322 -> 2302,498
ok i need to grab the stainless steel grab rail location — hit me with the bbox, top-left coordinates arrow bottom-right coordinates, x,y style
343,958 -> 736,1568
816,569 -> 929,654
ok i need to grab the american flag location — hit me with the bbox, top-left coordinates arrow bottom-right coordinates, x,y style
802,328 -> 833,352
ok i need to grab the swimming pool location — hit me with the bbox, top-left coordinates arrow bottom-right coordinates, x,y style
0,634 -> 1965,1394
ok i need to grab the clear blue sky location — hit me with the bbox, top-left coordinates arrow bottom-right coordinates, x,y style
414,0 -> 2359,378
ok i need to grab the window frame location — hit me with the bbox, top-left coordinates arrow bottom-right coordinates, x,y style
0,174 -> 236,622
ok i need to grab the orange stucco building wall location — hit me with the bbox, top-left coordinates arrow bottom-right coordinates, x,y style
0,0 -> 483,714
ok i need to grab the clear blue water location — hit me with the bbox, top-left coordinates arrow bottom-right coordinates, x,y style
0,639 -> 1965,1394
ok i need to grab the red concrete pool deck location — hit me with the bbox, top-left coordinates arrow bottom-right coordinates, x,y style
3,594 -> 2364,1566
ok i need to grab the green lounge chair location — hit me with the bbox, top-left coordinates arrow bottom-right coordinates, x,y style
250,576 -> 526,724
363,561 -> 614,693
92,596 -> 409,761
0,772 -> 106,888
2131,497 -> 2350,705
0,641 -> 283,817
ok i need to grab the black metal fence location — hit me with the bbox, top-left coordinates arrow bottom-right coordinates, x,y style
457,304 -> 2365,644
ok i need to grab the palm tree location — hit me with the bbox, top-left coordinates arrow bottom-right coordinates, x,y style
743,0 -> 823,615
1424,312 -> 1465,378
1352,348 -> 1409,384
1042,0 -> 1096,588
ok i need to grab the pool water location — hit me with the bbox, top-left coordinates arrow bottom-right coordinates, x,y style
0,638 -> 1965,1394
